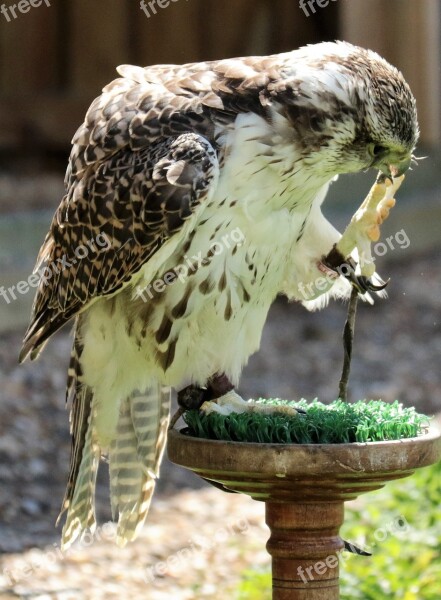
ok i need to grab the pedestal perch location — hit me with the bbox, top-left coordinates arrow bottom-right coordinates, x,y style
168,173 -> 436,598
168,426 -> 441,600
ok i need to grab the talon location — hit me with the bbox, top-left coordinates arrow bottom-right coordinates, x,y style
344,271 -> 389,295
357,275 -> 390,293
342,268 -> 366,295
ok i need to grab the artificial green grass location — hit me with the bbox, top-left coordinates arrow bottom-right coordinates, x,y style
183,398 -> 430,444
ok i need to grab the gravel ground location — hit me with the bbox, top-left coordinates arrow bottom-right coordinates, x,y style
0,489 -> 269,600
0,247 -> 440,598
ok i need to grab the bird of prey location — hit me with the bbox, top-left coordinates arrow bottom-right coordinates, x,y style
20,41 -> 418,548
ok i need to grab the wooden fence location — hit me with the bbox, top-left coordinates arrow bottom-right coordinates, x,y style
0,0 -> 438,154
0,0 -> 338,153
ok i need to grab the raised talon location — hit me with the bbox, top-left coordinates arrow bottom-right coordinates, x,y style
348,274 -> 389,295
344,270 -> 368,295
357,275 -> 389,293
342,269 -> 389,295
322,245 -> 388,296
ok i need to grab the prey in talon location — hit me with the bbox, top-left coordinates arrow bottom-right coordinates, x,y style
176,373 -> 301,419
20,42 -> 418,549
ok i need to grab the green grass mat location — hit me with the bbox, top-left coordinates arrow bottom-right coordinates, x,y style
183,399 -> 430,444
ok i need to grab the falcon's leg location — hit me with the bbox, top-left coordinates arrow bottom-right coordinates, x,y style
177,374 -> 241,494
322,249 -> 389,295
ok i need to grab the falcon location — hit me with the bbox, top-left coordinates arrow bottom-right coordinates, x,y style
20,41 -> 418,548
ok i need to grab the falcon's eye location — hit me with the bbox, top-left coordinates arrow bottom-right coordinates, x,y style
371,144 -> 388,157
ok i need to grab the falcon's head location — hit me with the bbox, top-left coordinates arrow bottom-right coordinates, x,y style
277,41 -> 419,178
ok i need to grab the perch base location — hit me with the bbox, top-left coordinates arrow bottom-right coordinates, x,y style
167,427 -> 441,600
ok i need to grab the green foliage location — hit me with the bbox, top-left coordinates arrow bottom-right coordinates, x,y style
183,398 -> 429,444
235,570 -> 271,600
233,460 -> 441,599
339,457 -> 441,599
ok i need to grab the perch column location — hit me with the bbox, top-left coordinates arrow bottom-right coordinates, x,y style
265,501 -> 345,600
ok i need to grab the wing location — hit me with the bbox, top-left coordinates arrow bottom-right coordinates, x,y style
20,129 -> 219,361
20,54 -> 287,362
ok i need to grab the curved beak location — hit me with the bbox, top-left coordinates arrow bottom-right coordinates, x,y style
379,154 -> 412,178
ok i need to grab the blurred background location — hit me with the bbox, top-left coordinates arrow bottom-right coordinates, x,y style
0,1 -> 440,598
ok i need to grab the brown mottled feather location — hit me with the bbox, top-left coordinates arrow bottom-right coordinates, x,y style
20,132 -> 218,362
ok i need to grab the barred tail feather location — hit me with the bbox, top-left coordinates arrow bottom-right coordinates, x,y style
60,409 -> 100,549
58,318 -> 101,550
109,385 -> 170,546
